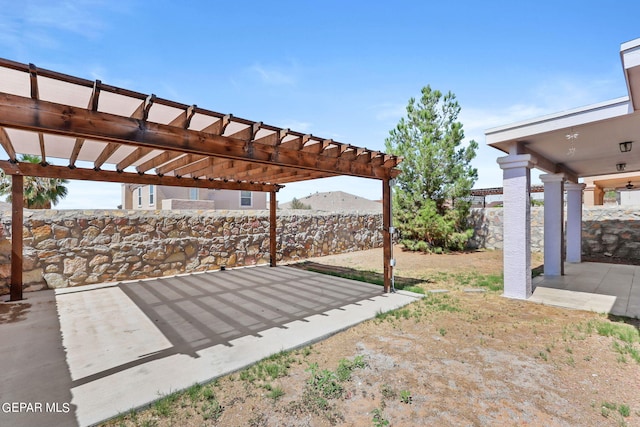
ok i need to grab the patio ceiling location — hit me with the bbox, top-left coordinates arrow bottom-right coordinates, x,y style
485,38 -> 640,183
0,58 -> 402,192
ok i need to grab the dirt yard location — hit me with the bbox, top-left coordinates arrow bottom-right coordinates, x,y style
105,248 -> 640,427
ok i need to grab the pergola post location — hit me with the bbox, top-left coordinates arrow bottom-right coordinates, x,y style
10,174 -> 23,301
382,179 -> 392,293
269,190 -> 277,267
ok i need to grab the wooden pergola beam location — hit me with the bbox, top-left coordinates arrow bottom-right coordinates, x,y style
156,153 -> 206,175
136,151 -> 183,173
173,157 -> 213,177
0,160 -> 280,192
0,94 -> 400,179
116,146 -> 153,171
0,127 -> 16,161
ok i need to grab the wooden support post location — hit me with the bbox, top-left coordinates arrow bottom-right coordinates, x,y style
10,175 -> 23,301
269,190 -> 277,267
382,179 -> 392,293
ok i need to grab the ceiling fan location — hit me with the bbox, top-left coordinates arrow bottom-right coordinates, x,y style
616,181 -> 638,191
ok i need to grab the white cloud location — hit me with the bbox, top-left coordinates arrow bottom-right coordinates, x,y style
249,63 -> 298,86
371,102 -> 405,121
459,72 -> 625,190
278,120 -> 312,133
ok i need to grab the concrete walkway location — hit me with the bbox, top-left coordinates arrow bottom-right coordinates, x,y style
530,262 -> 640,318
0,266 -> 422,427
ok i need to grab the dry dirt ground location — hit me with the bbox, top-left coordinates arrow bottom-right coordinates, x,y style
105,248 -> 640,427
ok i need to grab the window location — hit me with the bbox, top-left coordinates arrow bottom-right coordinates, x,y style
149,185 -> 155,206
137,187 -> 142,207
189,188 -> 198,200
240,191 -> 252,207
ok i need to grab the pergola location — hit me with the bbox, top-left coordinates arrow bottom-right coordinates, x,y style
0,58 -> 402,301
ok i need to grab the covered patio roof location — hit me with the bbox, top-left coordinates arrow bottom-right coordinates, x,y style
486,38 -> 640,182
0,58 -> 402,300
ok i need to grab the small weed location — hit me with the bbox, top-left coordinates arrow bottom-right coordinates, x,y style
186,383 -> 202,402
372,407 -> 390,427
202,387 -> 216,401
306,363 -> 344,399
154,392 -> 179,417
380,384 -> 397,399
439,327 -> 447,337
400,390 -> 412,404
535,351 -> 548,361
618,404 -> 630,417
201,399 -> 224,421
566,356 -> 575,367
267,386 -> 285,401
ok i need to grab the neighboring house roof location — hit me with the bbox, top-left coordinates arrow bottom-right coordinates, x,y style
280,191 -> 382,212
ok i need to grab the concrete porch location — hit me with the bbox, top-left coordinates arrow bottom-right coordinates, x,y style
530,262 -> 640,318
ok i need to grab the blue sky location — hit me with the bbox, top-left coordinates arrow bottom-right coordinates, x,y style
2,1 -> 640,208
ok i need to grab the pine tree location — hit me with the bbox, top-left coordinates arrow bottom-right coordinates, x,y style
385,86 -> 478,251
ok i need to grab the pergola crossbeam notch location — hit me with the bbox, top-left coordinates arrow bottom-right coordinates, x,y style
169,105 -> 197,129
28,63 -> 39,100
131,94 -> 156,121
89,80 -> 101,111
202,114 -> 232,136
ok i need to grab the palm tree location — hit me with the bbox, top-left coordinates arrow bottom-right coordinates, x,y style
0,154 -> 69,209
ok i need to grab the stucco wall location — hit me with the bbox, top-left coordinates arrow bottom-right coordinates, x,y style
0,209 -> 382,295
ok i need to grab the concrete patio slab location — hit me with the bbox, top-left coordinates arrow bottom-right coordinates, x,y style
0,265 -> 422,427
531,262 -> 640,318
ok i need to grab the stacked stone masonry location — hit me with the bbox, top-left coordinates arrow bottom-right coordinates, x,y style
0,210 -> 383,295
468,206 -> 640,260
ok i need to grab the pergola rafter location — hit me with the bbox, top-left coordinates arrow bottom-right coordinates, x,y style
0,58 -> 402,300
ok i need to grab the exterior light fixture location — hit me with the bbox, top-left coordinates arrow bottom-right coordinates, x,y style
619,141 -> 633,152
616,163 -> 626,172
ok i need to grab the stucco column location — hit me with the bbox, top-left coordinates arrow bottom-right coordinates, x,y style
540,173 -> 565,276
583,184 -> 603,206
497,154 -> 536,299
565,182 -> 586,263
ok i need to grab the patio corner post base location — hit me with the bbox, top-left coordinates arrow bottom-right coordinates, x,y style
498,154 -> 536,300
269,190 -> 277,267
540,173 -> 565,276
565,182 -> 586,263
10,174 -> 23,302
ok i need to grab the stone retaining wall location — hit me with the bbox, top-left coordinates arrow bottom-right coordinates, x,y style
468,206 -> 640,259
0,210 -> 383,295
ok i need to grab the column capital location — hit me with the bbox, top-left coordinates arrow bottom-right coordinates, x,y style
497,154 -> 537,170
540,173 -> 565,183
565,182 -> 586,191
